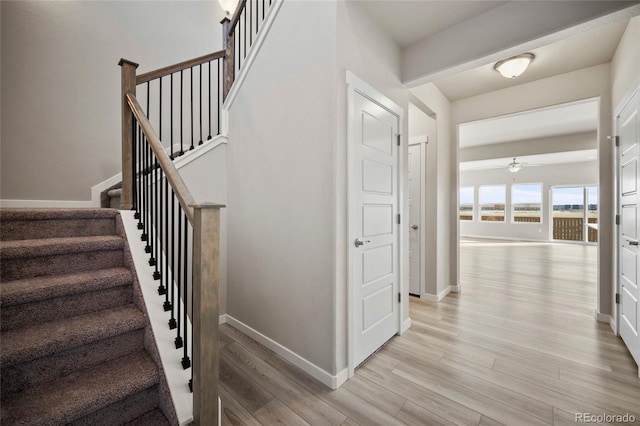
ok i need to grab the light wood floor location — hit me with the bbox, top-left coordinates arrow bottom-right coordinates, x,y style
220,240 -> 640,425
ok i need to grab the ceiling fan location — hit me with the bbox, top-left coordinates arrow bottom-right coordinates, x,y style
506,157 -> 541,173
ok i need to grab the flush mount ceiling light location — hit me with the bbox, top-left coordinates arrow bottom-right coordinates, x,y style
508,158 -> 522,173
494,53 -> 535,79
218,0 -> 239,16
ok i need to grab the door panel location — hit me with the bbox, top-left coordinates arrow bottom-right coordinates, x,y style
618,89 -> 640,370
351,91 -> 400,368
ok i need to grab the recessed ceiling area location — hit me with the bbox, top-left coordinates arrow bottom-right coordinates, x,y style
460,150 -> 597,172
431,19 -> 628,101
459,99 -> 599,148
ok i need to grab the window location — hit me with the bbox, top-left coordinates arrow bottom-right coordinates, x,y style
552,186 -> 585,242
459,186 -> 474,221
479,185 -> 505,222
512,184 -> 542,223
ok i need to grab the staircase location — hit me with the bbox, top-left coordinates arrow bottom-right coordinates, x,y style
0,208 -> 172,425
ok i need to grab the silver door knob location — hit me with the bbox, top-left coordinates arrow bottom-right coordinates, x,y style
410,224 -> 418,230
354,238 -> 371,247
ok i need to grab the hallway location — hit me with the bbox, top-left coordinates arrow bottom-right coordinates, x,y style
219,240 -> 640,425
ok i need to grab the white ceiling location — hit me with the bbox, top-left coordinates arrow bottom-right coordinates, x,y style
459,99 -> 599,148
459,149 -> 598,172
358,1 -> 507,48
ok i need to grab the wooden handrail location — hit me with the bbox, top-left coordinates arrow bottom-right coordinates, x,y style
228,0 -> 248,34
125,93 -> 197,224
136,50 -> 226,85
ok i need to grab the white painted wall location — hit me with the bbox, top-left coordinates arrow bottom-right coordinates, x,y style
1,1 -> 224,202
451,63 -> 614,316
611,16 -> 640,110
227,0 -> 337,376
460,161 -> 598,241
410,84 -> 455,298
176,143 -> 228,315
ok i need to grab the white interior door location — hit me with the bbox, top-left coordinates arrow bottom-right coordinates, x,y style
408,144 -> 422,295
350,90 -> 400,369
618,89 -> 640,372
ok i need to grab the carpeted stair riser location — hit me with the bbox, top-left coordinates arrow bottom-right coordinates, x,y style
1,329 -> 144,396
124,408 -> 171,426
0,350 -> 159,426
0,218 -> 116,241
1,285 -> 133,331
1,249 -> 124,281
71,385 -> 160,426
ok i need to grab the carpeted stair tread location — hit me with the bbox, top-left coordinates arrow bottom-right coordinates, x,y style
1,267 -> 133,307
125,408 -> 171,426
1,304 -> 146,365
0,235 -> 124,259
0,208 -> 118,221
0,350 -> 159,426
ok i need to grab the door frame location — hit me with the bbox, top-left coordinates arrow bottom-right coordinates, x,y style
615,82 -> 640,337
408,139 -> 427,298
346,71 -> 405,378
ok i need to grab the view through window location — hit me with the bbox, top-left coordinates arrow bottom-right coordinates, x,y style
460,187 -> 474,221
479,185 -> 506,222
512,183 -> 542,223
552,186 -> 598,242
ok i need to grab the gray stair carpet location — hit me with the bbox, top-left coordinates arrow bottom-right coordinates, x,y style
0,208 -> 172,425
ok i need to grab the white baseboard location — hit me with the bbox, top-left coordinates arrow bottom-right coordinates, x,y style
595,311 -> 610,324
609,315 -> 617,335
450,285 -> 461,293
421,286 -> 454,302
401,318 -> 412,334
225,314 -> 345,389
219,314 -> 228,325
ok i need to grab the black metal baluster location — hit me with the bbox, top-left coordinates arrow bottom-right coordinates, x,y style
244,8 -> 247,60
169,190 -> 177,329
175,208 -> 183,348
256,0 -> 259,36
198,64 -> 203,146
263,0 -> 265,20
142,137 -> 149,246
149,148 -> 156,260
136,124 -> 143,227
159,77 -> 163,142
180,70 -> 184,155
190,67 -> 194,150
156,165 -> 164,288
208,61 -> 212,141
217,60 -> 221,136
181,213 -> 190,369
146,82 -> 151,120
249,0 -> 253,47
170,74 -> 175,159
131,115 -> 136,213
163,177 -> 171,311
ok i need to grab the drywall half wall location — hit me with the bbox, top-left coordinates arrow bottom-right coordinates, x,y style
460,161 -> 598,241
1,1 -> 224,203
451,63 -> 613,317
227,0 -> 337,384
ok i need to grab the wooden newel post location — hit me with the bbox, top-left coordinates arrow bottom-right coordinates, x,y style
118,59 -> 139,210
221,17 -> 235,100
191,203 -> 224,426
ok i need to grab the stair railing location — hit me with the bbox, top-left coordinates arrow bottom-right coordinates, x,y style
222,0 -> 276,98
119,58 -> 223,426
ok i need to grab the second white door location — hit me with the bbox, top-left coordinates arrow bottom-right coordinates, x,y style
350,90 -> 401,368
